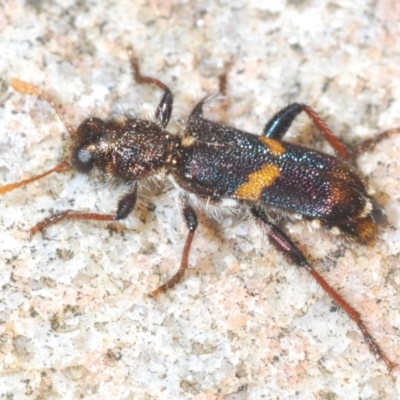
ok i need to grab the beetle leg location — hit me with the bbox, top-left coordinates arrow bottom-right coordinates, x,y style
29,183 -> 138,235
263,103 -> 400,159
263,103 -> 305,140
127,46 -> 173,128
251,205 -> 397,372
150,200 -> 198,297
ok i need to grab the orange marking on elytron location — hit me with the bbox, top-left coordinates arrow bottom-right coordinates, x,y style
234,163 -> 280,201
259,137 -> 285,155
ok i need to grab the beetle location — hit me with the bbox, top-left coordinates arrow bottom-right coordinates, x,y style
1,48 -> 398,370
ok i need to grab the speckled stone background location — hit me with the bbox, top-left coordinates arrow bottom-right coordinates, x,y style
0,1 -> 400,399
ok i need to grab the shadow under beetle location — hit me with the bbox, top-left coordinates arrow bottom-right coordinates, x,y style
2,47 -> 399,371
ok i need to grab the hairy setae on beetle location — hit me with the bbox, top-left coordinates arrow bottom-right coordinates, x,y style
1,47 -> 398,371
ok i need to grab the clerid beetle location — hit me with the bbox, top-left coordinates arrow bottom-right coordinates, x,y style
1,47 -> 398,371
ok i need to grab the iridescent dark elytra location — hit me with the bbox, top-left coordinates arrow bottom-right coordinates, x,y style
2,48 -> 399,371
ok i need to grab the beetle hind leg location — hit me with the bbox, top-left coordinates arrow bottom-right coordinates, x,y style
262,103 -> 400,159
250,205 -> 397,371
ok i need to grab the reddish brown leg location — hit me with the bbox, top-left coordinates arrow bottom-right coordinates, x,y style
150,202 -> 198,297
30,211 -> 116,236
30,184 -> 138,235
251,205 -> 397,372
218,61 -> 233,97
263,103 -> 399,159
342,127 -> 400,157
303,105 -> 400,159
0,161 -> 69,195
217,59 -> 234,116
127,46 -> 173,128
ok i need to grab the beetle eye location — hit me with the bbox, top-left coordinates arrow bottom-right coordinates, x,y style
71,147 -> 94,173
72,118 -> 105,173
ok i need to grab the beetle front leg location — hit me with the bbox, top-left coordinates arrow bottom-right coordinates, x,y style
150,200 -> 198,297
127,46 -> 173,128
30,184 -> 138,235
250,205 -> 397,372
